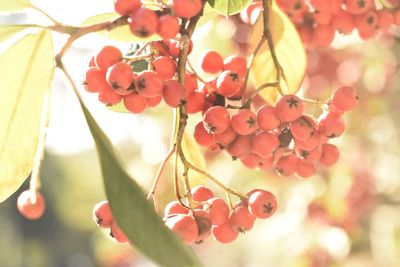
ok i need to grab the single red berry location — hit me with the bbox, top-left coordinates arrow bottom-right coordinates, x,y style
110,222 -> 129,243
223,55 -> 247,77
332,11 -> 355,34
129,8 -> 158,37
165,214 -> 199,244
146,95 -> 163,107
230,109 -> 258,135
216,70 -> 243,97
214,126 -> 237,148
318,112 -> 345,138
95,46 -> 122,71
164,200 -> 189,217
296,161 -> 316,178
229,205 -> 255,233
201,51 -> 224,74
212,222 -> 239,243
98,84 -> 123,105
163,80 -> 186,107
191,186 -> 214,202
170,0 -> 202,19
152,56 -> 177,80
248,190 -> 277,219
251,131 -> 279,158
257,105 -> 280,131
331,86 -> 357,112
290,115 -> 316,141
157,15 -> 180,39
186,92 -> 206,114
355,11 -> 378,34
93,200 -> 113,228
194,121 -> 215,147
275,154 -> 299,176
185,73 -> 198,94
85,67 -> 107,93
227,135 -> 252,160
113,0 -> 141,16
275,94 -> 304,122
344,0 -> 374,15
377,9 -> 393,31
294,130 -> 323,150
313,24 -> 335,47
135,71 -> 164,97
17,190 -> 45,220
313,10 -> 332,26
258,156 -> 274,170
319,143 -> 340,166
193,209 -> 212,241
203,106 -> 230,134
123,92 -> 148,113
310,0 -> 330,12
241,153 -> 264,169
204,198 -> 229,226
107,62 -> 133,91
295,147 -> 322,164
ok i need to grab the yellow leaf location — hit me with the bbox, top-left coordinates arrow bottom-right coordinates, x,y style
0,0 -> 31,12
248,1 -> 306,104
0,30 -> 54,203
180,133 -> 206,186
0,25 -> 28,43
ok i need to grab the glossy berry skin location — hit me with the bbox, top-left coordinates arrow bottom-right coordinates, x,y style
230,109 -> 257,135
201,51 -> 224,74
223,56 -> 247,77
203,106 -> 230,134
129,8 -> 158,37
152,56 -> 177,80
110,222 -> 129,243
319,143 -> 340,166
164,200 -> 189,217
85,67 -> 107,93
165,214 -> 199,244
113,0 -> 141,16
205,198 -> 229,226
93,200 -> 113,228
212,222 -> 239,243
248,190 -> 277,219
123,92 -> 148,113
194,122 -> 214,147
191,186 -> 214,202
17,190 -> 45,220
135,71 -> 164,97
158,15 -> 180,39
331,86 -> 357,112
275,154 -> 299,176
171,0 -> 202,19
275,94 -> 304,122
163,80 -> 186,107
227,135 -> 252,160
251,132 -> 279,158
98,84 -> 123,105
214,126 -> 237,147
229,205 -> 255,232
107,62 -> 133,91
290,115 -> 316,140
296,161 -> 316,178
95,46 -> 122,71
216,70 -> 242,97
257,105 -> 280,131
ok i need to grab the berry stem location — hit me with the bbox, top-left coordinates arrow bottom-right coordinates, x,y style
242,81 -> 279,108
123,53 -> 152,62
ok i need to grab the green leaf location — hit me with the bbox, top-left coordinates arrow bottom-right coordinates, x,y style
207,0 -> 251,16
0,0 -> 31,13
0,25 -> 28,43
0,30 -> 54,203
81,13 -> 162,42
248,2 -> 306,104
79,102 -> 201,267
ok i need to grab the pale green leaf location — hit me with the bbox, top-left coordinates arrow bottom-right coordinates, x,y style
79,102 -> 201,267
207,0 -> 251,16
0,30 -> 54,203
0,25 -> 28,43
0,0 -> 31,13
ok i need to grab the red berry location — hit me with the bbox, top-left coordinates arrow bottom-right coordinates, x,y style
186,92 -> 206,114
158,15 -> 180,39
313,10 -> 332,26
85,67 -> 107,93
294,130 -> 323,151
201,51 -> 224,74
377,9 -> 393,31
223,55 -> 247,77
146,95 -> 163,107
257,105 -> 280,131
152,56 -> 177,80
93,200 -> 113,228
344,0 -> 374,15
332,11 -> 355,34
17,190 -> 45,220
214,126 -> 237,147
171,0 -> 202,19
227,135 -> 252,160
229,205 -> 255,232
296,161 -> 316,178
95,46 -> 122,71
193,209 -> 212,241
331,86 -> 357,112
194,122 -> 214,147
230,109 -> 258,135
216,70 -> 242,97
394,9 -> 400,25
319,112 -> 345,138
129,8 -> 158,37
319,143 -> 340,166
123,92 -> 148,113
313,24 -> 335,47
248,190 -> 277,219
212,222 -> 239,243
275,94 -> 304,122
164,200 -> 189,217
251,132 -> 279,158
295,147 -> 322,164
290,115 -> 316,141
110,222 -> 129,243
275,154 -> 299,176
191,186 -> 214,202
107,62 -> 133,91
204,198 -> 229,226
135,71 -> 164,97
258,156 -> 274,170
98,84 -> 123,105
241,153 -> 264,169
113,0 -> 140,16
203,106 -> 230,134
185,73 -> 198,94
163,80 -> 186,107
310,0 -> 330,12
355,11 -> 378,34
165,214 -> 199,244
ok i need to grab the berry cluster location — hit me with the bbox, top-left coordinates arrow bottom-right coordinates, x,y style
17,190 -> 46,220
195,86 -> 357,178
242,0 -> 400,47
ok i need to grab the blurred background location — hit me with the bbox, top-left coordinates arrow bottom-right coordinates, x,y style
1,0 -> 400,266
